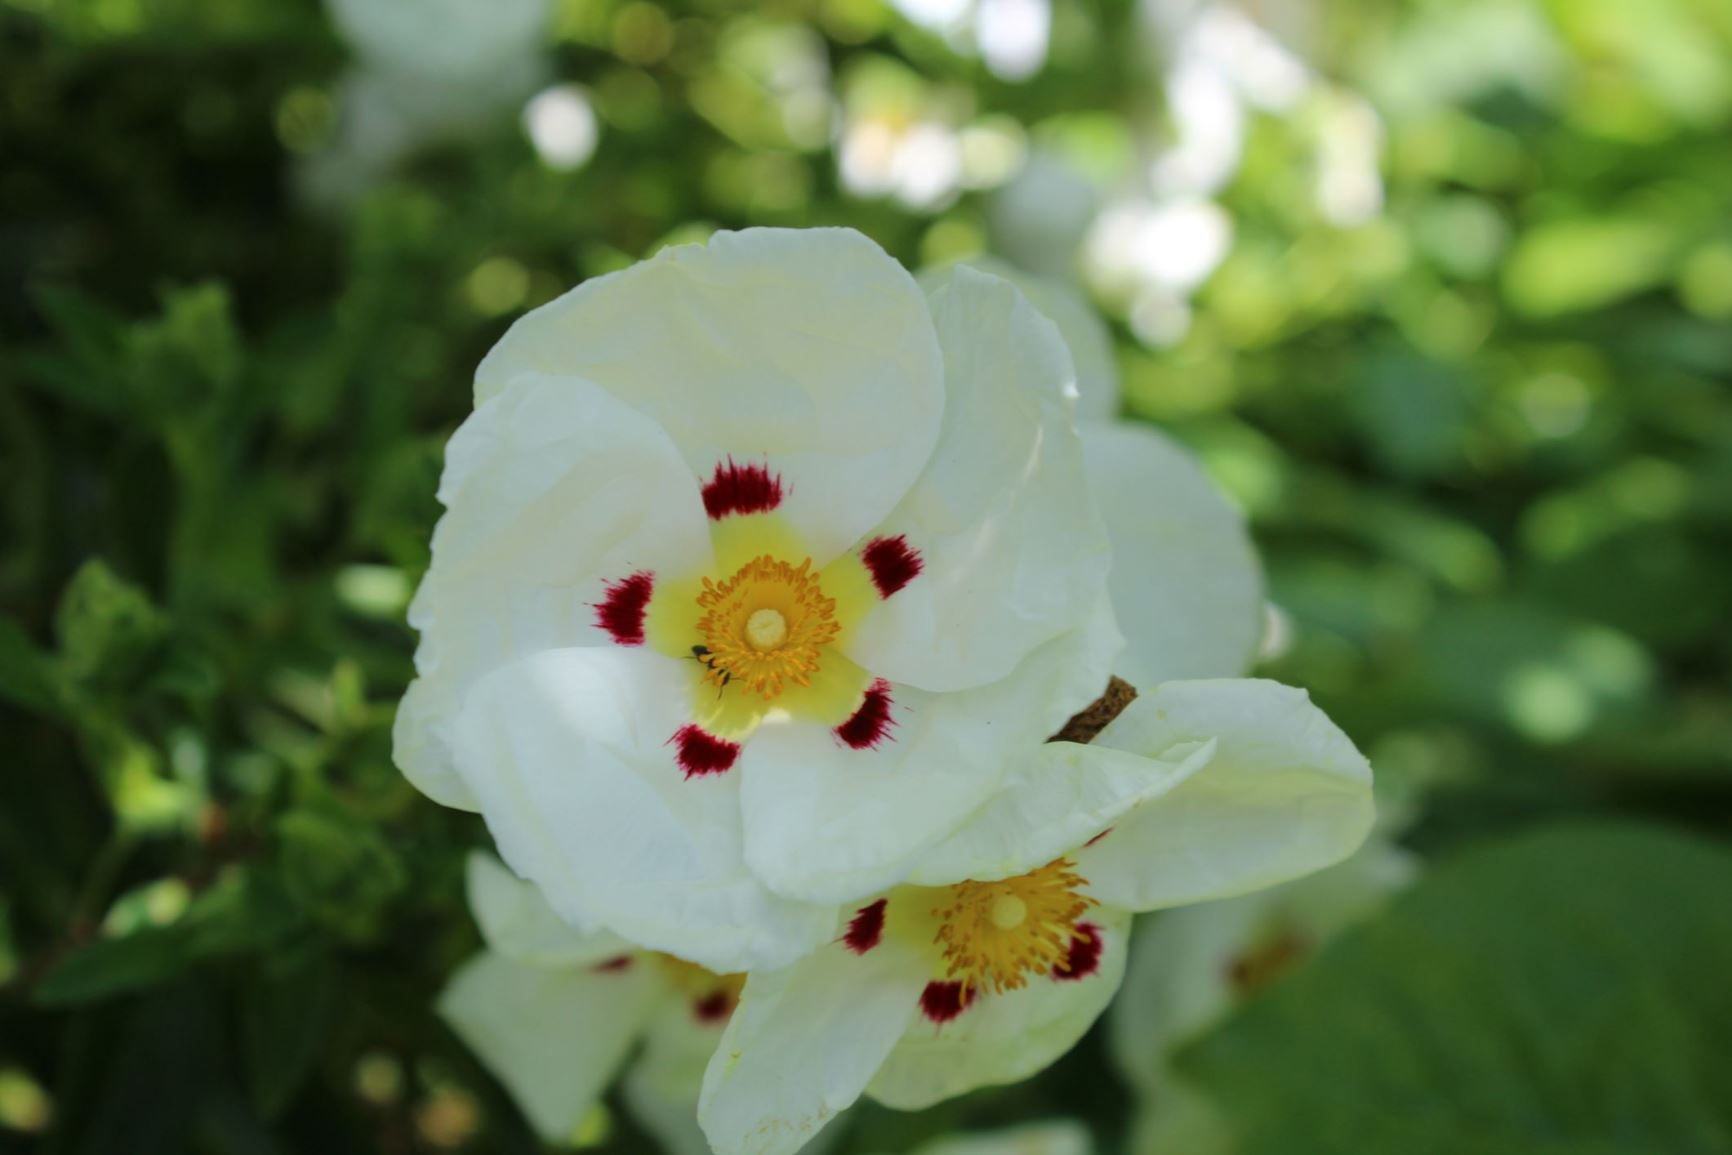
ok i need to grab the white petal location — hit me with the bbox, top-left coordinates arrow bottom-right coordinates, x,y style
466,850 -> 630,968
475,228 -> 946,564
867,907 -> 1131,1111
905,737 -> 1216,888
741,594 -> 1122,905
1108,899 -> 1269,1090
1079,422 -> 1263,685
397,372 -> 711,811
844,264 -> 1114,693
620,1064 -> 713,1155
1076,680 -> 1375,911
450,646 -> 839,973
623,1066 -> 710,1155
699,940 -> 930,1155
621,998 -> 723,1155
437,951 -> 658,1143
921,257 -> 1120,422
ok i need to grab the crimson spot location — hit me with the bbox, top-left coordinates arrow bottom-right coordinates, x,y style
919,980 -> 974,1024
592,955 -> 635,973
835,680 -> 896,750
594,571 -> 654,646
693,990 -> 735,1024
670,725 -> 740,778
1052,922 -> 1103,982
702,458 -> 784,520
861,535 -> 922,598
842,898 -> 887,954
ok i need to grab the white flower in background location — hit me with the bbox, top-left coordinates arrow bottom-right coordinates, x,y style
397,229 -> 1119,974
891,0 -> 1053,82
699,678 -> 1375,1155
1312,89 -> 1385,228
884,1121 -> 1095,1155
988,150 -> 1100,280
1014,0 -> 1387,345
303,0 -> 558,204
836,60 -> 1027,212
1108,835 -> 1419,1155
328,0 -> 551,83
440,853 -> 844,1155
522,85 -> 600,172
836,64 -> 967,211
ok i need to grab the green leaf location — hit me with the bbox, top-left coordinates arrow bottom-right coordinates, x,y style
1182,823 -> 1732,1155
32,925 -> 196,1007
239,948 -> 337,1119
54,560 -> 168,685
276,808 -> 407,940
34,870 -> 300,1007
0,616 -> 65,716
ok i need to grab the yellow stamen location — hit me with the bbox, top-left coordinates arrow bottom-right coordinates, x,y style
695,554 -> 840,700
932,859 -> 1090,995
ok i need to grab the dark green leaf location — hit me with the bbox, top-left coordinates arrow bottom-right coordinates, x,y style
239,948 -> 338,1119
54,560 -> 167,686
1182,823 -> 1732,1155
0,616 -> 65,716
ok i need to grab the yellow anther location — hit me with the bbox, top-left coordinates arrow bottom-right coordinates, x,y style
694,554 -> 840,700
933,859 -> 1091,995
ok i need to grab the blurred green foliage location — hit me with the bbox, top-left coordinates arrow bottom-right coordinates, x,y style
1,0 -> 1729,1151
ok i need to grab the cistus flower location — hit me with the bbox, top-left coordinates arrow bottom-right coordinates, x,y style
396,228 -> 1117,973
698,679 -> 1375,1155
441,853 -> 841,1155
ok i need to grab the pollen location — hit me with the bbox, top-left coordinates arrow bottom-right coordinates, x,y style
695,554 -> 839,699
932,859 -> 1092,995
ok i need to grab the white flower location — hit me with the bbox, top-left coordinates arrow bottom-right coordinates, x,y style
303,0 -> 554,205
930,261 -> 1266,684
397,229 -> 1118,973
327,0 -> 552,84
697,679 -> 1375,1155
440,853 -> 843,1155
439,861 -> 727,1152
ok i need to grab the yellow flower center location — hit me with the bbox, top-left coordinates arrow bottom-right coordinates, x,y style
932,859 -> 1091,995
694,554 -> 840,700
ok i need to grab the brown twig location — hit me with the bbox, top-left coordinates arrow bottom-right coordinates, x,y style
1048,676 -> 1137,745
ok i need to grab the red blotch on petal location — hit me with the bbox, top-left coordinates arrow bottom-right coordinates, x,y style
702,458 -> 784,520
842,898 -> 887,954
835,680 -> 896,750
670,725 -> 740,778
1052,922 -> 1103,982
919,980 -> 974,1024
693,990 -> 735,1024
592,955 -> 635,973
594,571 -> 654,646
1083,827 -> 1114,848
861,535 -> 923,598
